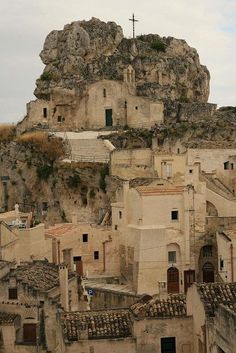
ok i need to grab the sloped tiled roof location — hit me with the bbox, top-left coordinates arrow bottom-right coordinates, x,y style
197,282 -> 236,316
2,261 -> 75,292
130,294 -> 186,318
62,309 -> 132,341
136,185 -> 184,196
45,223 -> 78,238
0,312 -> 19,325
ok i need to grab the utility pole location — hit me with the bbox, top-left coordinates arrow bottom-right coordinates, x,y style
129,13 -> 138,39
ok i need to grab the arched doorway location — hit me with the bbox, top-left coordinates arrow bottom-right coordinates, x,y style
202,262 -> 214,283
167,267 -> 179,294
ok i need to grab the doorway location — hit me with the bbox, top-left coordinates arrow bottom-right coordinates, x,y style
23,323 -> 36,343
167,267 -> 179,294
105,109 -> 113,127
161,337 -> 176,353
74,256 -> 83,276
184,270 -> 195,293
202,262 -> 214,283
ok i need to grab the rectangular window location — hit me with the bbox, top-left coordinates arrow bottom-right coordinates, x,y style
161,337 -> 176,353
57,116 -> 62,122
171,210 -> 179,221
189,169 -> 193,174
103,88 -> 106,98
82,234 -> 88,243
114,225 -> 118,230
94,251 -> 99,260
203,245 -> 212,257
8,288 -> 18,300
119,211 -> 122,219
43,108 -> 47,118
168,251 -> 176,263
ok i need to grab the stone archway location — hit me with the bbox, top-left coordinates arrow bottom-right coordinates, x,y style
167,267 -> 179,294
206,201 -> 218,216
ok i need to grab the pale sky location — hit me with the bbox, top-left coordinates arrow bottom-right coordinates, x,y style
0,0 -> 235,123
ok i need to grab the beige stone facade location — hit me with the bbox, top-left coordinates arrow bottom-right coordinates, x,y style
20,79 -> 164,132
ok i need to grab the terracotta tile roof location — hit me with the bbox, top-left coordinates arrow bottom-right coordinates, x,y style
198,282 -> 236,316
130,294 -> 186,318
136,185 -> 184,196
45,223 -> 78,238
2,261 -> 74,292
62,309 -> 132,341
0,312 -> 19,325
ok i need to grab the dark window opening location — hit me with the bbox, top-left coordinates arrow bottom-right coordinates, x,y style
8,288 -> 18,300
114,225 -> 118,230
171,210 -> 179,220
119,211 -> 122,219
124,101 -> 127,109
224,161 -> 230,170
94,251 -> 99,260
43,108 -> 47,118
177,148 -> 180,154
135,106 -> 138,110
82,234 -> 88,243
161,337 -> 176,353
103,88 -> 106,98
189,169 -> 193,174
42,202 -> 48,211
231,163 -> 234,170
74,256 -> 82,261
57,116 -> 65,123
168,251 -> 176,263
202,245 -> 213,257
220,259 -> 224,271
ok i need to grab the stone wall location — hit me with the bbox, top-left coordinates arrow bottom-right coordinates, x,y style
111,148 -> 154,179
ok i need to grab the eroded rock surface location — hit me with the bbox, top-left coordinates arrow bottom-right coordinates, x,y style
35,17 -> 210,103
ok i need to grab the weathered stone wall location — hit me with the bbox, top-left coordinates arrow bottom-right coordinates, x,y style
87,287 -> 139,310
111,148 -> 154,179
134,316 -> 193,353
164,101 -> 216,123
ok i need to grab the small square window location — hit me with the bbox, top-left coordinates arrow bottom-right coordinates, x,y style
94,251 -> 99,260
8,288 -> 17,300
189,169 -> 193,174
114,225 -> 118,230
135,106 -> 138,110
82,234 -> 88,242
119,211 -> 122,219
171,210 -> 179,220
168,251 -> 176,263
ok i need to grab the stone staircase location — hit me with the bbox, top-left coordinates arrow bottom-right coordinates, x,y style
68,138 -> 114,163
201,173 -> 236,201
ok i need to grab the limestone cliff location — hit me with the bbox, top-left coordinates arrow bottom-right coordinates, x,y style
35,17 -> 210,103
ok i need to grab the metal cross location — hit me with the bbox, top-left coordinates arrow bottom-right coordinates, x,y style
129,13 -> 138,39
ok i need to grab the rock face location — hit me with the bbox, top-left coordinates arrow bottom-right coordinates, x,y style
35,18 -> 210,103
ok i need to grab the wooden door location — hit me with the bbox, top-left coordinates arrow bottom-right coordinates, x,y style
184,270 -> 195,293
167,267 -> 179,294
203,262 -> 214,283
74,256 -> 83,276
23,323 -> 36,343
105,109 -> 113,127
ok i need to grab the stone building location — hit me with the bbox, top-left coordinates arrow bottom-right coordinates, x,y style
187,282 -> 236,353
0,260 -> 81,352
20,78 -> 164,132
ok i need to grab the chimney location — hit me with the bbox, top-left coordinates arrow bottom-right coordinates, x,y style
59,264 -> 69,311
63,248 -> 73,272
71,212 -> 78,224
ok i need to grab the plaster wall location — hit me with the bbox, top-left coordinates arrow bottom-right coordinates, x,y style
65,337 -> 136,353
134,316 -> 194,353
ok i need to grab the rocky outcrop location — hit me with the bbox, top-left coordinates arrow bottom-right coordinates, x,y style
35,18 -> 210,103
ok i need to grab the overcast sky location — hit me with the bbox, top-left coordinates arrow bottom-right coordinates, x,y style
0,0 -> 235,123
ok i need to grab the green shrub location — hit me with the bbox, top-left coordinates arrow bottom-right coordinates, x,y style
67,174 -> 80,188
150,40 -> 166,52
36,164 -> 53,181
40,71 -> 54,81
99,165 -> 109,192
